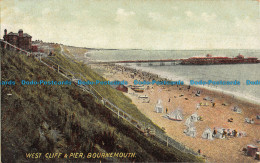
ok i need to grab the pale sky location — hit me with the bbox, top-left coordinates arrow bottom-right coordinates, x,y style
1,0 -> 260,50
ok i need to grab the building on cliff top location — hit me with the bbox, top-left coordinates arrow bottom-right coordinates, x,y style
3,29 -> 32,51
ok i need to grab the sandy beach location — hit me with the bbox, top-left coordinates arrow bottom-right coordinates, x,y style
93,64 -> 260,163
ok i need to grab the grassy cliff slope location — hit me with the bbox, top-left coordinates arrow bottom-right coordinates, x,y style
1,48 -> 202,162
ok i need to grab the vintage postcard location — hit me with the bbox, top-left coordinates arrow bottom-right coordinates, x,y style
1,0 -> 260,162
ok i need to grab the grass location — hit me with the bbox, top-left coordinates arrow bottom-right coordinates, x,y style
44,45 -> 163,131
1,47 -> 203,162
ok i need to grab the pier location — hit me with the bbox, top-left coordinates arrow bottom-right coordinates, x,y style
89,59 -> 183,66
89,56 -> 260,66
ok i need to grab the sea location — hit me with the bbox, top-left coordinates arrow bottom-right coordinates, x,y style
86,49 -> 260,105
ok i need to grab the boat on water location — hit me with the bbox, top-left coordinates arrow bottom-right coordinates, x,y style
181,54 -> 260,65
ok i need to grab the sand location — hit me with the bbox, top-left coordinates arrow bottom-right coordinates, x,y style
93,64 -> 260,163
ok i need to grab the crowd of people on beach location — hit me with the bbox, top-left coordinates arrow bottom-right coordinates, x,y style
105,64 -> 169,83
212,127 -> 246,139
100,63 -> 259,162
106,64 -> 255,140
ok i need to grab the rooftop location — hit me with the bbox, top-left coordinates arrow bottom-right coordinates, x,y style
6,32 -> 32,37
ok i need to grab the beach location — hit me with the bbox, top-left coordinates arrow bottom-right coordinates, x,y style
93,63 -> 260,163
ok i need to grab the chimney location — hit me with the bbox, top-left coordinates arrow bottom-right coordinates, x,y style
18,29 -> 23,37
4,29 -> 7,35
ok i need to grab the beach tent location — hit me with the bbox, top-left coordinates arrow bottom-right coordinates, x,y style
195,90 -> 201,97
168,108 -> 183,121
247,144 -> 258,157
185,117 -> 193,127
154,100 -> 163,113
232,106 -> 242,113
214,128 -> 224,139
185,113 -> 199,126
202,128 -> 213,140
237,131 -> 247,137
190,113 -> 199,122
203,96 -> 213,102
245,118 -> 254,124
184,126 -> 197,138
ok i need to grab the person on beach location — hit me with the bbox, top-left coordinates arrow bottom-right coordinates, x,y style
213,128 -> 217,137
198,149 -> 201,155
222,129 -> 227,138
233,130 -> 237,137
228,117 -> 233,122
168,98 -> 170,102
166,108 -> 168,114
227,129 -> 231,137
196,104 -> 200,110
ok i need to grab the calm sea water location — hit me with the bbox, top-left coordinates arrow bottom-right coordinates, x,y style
88,49 -> 260,104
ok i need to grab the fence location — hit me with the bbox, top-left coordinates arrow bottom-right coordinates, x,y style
1,40 -> 31,56
1,41 -> 199,157
39,55 -> 199,156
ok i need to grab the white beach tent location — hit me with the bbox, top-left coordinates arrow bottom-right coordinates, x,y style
215,128 -> 224,139
184,124 -> 197,138
190,113 -> 199,122
185,117 -> 192,127
202,128 -> 213,140
232,106 -> 242,114
154,99 -> 163,113
185,113 -> 199,126
168,108 -> 183,121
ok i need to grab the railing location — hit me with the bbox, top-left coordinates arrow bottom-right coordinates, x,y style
2,41 -> 199,157
0,40 -> 31,56
38,55 -> 199,156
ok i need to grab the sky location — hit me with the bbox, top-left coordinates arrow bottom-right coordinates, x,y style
1,0 -> 260,50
